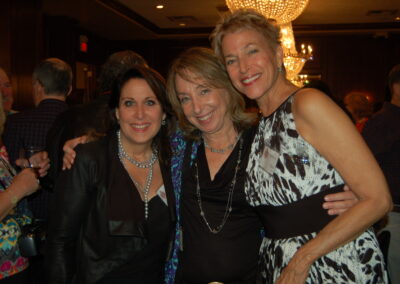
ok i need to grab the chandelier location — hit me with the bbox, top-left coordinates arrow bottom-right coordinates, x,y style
225,0 -> 309,25
225,0 -> 313,86
280,22 -> 313,86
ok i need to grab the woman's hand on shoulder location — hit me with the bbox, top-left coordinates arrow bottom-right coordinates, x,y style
62,135 -> 89,170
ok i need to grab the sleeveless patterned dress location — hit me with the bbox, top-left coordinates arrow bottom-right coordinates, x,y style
245,95 -> 387,283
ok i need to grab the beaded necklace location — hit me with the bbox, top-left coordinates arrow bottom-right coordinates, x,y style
194,136 -> 243,234
117,130 -> 158,219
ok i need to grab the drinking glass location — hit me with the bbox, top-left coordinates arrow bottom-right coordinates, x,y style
19,146 -> 43,175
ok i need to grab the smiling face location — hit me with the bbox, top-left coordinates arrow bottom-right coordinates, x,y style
221,28 -> 283,103
116,78 -> 165,149
175,72 -> 233,137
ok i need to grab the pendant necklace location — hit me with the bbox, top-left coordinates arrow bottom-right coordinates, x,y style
195,135 -> 243,234
117,130 -> 158,219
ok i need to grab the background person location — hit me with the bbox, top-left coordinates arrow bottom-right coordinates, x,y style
343,91 -> 374,132
362,64 -> 400,284
0,94 -> 49,283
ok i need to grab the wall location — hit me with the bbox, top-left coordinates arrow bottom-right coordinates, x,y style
298,33 -> 400,104
1,0 -> 43,110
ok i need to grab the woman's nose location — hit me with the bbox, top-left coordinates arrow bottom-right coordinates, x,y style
134,105 -> 145,119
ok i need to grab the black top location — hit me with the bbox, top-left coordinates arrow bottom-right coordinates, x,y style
101,193 -> 171,283
180,126 -> 262,284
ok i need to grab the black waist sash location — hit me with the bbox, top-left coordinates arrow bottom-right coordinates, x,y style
256,185 -> 344,239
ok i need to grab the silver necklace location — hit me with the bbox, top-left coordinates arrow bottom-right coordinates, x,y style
195,136 -> 243,234
117,130 -> 157,219
117,131 -> 158,168
203,134 -> 240,154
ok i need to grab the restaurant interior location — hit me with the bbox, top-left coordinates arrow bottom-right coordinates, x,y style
1,0 -> 400,110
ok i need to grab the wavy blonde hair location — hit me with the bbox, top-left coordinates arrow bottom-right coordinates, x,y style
210,9 -> 281,62
166,47 -> 256,139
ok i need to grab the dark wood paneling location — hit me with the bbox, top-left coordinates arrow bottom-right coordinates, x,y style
2,0 -> 43,110
298,34 -> 400,104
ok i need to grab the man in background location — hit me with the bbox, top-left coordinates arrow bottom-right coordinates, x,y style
2,58 -> 72,219
363,64 -> 400,284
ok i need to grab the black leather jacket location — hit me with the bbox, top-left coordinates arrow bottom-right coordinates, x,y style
46,132 -> 176,284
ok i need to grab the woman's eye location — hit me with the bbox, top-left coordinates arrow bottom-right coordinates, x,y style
226,59 -> 235,65
145,99 -> 156,106
200,89 -> 210,95
179,96 -> 189,104
123,100 -> 134,107
249,48 -> 258,54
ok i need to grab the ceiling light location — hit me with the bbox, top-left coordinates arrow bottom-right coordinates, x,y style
156,4 -> 164,9
395,16 -> 400,21
226,0 -> 309,25
179,23 -> 186,27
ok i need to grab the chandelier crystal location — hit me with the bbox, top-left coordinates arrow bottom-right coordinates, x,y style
280,22 -> 313,86
225,0 -> 309,25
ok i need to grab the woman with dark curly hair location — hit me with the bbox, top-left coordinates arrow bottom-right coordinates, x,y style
46,65 -> 176,284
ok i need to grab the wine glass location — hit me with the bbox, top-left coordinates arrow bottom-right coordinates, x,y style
19,146 -> 43,176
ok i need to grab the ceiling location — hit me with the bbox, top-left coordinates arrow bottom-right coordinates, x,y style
43,0 -> 400,40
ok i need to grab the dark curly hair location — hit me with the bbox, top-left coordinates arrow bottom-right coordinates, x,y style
97,50 -> 148,95
110,65 -> 175,163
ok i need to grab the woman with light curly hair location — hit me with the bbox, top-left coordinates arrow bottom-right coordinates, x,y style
211,8 -> 391,284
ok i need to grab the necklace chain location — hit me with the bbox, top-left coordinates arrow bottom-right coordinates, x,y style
118,131 -> 158,168
117,130 -> 157,219
203,134 -> 240,154
195,135 -> 243,234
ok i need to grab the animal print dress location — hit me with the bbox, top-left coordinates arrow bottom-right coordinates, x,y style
245,95 -> 387,283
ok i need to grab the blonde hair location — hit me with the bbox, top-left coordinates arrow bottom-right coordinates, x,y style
166,47 -> 255,139
210,9 -> 281,62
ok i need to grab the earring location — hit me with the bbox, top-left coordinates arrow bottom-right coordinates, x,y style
277,66 -> 283,73
161,119 -> 166,126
